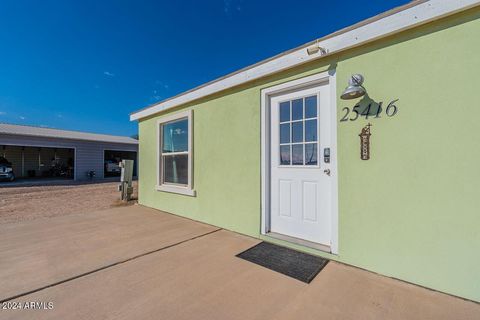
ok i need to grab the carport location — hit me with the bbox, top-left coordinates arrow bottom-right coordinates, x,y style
1,145 -> 74,179
0,123 -> 138,181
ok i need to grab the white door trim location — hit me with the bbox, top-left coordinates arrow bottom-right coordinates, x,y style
260,70 -> 338,254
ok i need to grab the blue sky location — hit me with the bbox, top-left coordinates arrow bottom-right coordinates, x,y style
0,0 -> 408,137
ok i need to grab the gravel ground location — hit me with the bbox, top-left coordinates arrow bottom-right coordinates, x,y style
0,181 -> 137,224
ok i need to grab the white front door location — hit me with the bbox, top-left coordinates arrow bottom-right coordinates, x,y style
269,83 -> 333,246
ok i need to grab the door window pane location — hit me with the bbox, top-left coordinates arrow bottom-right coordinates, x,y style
163,155 -> 188,185
162,119 -> 188,153
280,101 -> 290,122
278,95 -> 319,166
280,145 -> 290,165
280,123 -> 290,144
305,95 -> 317,118
292,122 -> 303,143
305,143 -> 317,165
305,119 -> 317,142
292,144 -> 304,165
292,99 -> 303,121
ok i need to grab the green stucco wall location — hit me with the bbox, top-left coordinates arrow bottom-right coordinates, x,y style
138,9 -> 480,302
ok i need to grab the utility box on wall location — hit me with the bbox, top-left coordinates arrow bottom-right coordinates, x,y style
119,159 -> 134,201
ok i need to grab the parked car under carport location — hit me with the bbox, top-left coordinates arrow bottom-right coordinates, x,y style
0,156 -> 15,181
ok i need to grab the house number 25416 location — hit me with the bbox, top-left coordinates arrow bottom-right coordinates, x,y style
340,99 -> 399,122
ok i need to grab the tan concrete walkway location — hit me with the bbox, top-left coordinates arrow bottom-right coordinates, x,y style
0,206 -> 478,319
0,206 -> 218,301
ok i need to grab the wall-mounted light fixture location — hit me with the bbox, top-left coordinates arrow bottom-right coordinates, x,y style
341,74 -> 366,100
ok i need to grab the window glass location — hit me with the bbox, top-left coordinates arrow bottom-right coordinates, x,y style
280,145 -> 291,165
292,99 -> 303,121
305,144 -> 317,165
292,122 -> 303,143
280,123 -> 290,144
280,101 -> 290,122
162,119 -> 188,153
163,155 -> 188,185
305,119 -> 317,142
292,144 -> 304,165
305,95 -> 317,118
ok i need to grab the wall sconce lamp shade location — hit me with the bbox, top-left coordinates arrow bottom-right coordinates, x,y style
341,74 -> 366,100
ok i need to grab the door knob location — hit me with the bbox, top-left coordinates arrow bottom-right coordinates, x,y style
323,169 -> 331,176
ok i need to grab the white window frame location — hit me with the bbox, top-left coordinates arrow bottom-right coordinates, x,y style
156,110 -> 195,196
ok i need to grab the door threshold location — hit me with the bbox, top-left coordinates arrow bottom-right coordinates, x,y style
266,232 -> 331,253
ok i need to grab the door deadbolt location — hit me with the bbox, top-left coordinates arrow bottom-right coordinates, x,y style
324,148 -> 330,163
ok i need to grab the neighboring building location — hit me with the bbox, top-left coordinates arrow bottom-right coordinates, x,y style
130,1 -> 480,302
0,123 -> 138,181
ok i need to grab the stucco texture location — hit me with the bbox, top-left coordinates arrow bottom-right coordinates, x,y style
137,8 -> 480,302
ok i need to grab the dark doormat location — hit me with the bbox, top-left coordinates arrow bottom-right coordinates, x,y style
236,242 -> 329,283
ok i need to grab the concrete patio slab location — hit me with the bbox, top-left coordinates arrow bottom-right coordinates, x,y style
0,205 -> 218,302
1,210 -> 478,319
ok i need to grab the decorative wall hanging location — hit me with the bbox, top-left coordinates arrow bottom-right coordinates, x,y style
359,123 -> 372,160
